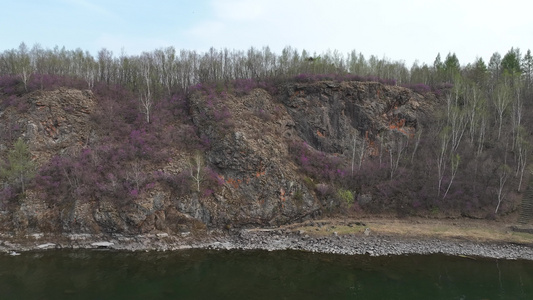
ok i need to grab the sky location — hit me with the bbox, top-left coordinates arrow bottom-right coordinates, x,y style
1,0 -> 532,66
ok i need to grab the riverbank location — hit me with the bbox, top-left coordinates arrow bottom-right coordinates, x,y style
1,218 -> 533,260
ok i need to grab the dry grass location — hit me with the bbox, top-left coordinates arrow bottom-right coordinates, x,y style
287,217 -> 533,244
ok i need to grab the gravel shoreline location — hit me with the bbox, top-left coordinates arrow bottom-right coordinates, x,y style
1,228 -> 532,260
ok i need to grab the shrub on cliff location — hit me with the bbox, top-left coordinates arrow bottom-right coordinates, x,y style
0,138 -> 35,194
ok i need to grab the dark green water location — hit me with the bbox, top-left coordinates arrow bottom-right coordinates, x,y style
1,250 -> 532,300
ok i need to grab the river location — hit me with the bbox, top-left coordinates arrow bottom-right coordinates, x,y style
1,249 -> 532,299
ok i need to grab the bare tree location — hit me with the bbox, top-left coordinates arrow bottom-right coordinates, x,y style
511,80 -> 524,150
476,111 -> 488,157
495,164 -> 511,214
448,106 -> 467,152
515,131 -> 529,191
83,52 -> 97,89
388,132 -> 408,179
188,153 -> 205,193
493,82 -> 512,140
96,48 -> 114,84
358,132 -> 367,170
410,128 -> 423,163
351,133 -> 357,176
465,84 -> 484,144
139,53 -> 153,123
442,153 -> 460,199
378,134 -> 385,165
436,127 -> 450,196
127,161 -> 145,192
17,43 -> 32,91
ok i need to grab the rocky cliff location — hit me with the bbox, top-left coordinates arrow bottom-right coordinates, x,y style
280,81 -> 430,153
0,81 -> 432,235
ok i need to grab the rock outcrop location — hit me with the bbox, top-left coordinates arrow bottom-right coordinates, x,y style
189,89 -> 321,228
280,81 -> 431,154
0,81 -> 431,235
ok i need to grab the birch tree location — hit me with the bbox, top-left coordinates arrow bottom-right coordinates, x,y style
448,105 -> 467,152
515,130 -> 529,191
351,133 -> 357,176
493,82 -> 512,140
188,153 -> 205,193
511,80 -> 524,150
495,164 -> 511,214
442,153 -> 460,199
436,127 -> 450,196
523,49 -> 533,91
476,108 -> 489,157
410,128 -> 423,163
139,53 -> 153,123
16,43 -> 33,91
388,132 -> 407,179
358,133 -> 366,170
464,83 -> 483,144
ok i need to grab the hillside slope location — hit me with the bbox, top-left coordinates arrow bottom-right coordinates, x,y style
0,81 -> 440,235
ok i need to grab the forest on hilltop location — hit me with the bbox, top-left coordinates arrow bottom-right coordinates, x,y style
1,43 -> 533,228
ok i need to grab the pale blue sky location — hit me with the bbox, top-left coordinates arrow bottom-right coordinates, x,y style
1,0 -> 532,66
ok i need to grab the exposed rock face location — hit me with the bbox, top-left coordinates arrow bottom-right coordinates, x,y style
1,88 -> 96,233
280,81 -> 431,154
189,89 -> 321,228
0,82 -> 430,235
22,88 -> 95,162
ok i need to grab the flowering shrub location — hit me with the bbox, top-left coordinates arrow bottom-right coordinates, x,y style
231,78 -> 277,95
0,75 -> 23,95
27,74 -> 87,92
36,147 -> 148,206
401,83 -> 432,94
0,185 -> 17,208
192,89 -> 235,136
290,141 -> 347,182
432,82 -> 453,96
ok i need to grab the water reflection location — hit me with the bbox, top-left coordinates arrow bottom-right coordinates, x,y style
0,250 -> 532,299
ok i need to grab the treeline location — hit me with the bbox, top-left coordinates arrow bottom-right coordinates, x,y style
1,43 -> 531,96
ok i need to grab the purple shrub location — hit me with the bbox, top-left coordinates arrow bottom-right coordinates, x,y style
290,141 -> 346,182
26,74 -> 87,92
151,94 -> 189,124
0,186 -> 17,208
195,98 -> 234,136
189,82 -> 218,96
293,73 -> 316,83
432,82 -> 453,96
130,189 -> 139,197
36,156 -> 71,199
378,78 -> 397,86
402,83 -> 432,94
205,167 -> 225,187
203,189 -> 214,197
232,78 -> 257,95
0,94 -> 31,113
0,75 -> 23,96
231,78 -> 277,95
37,145 -> 146,206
